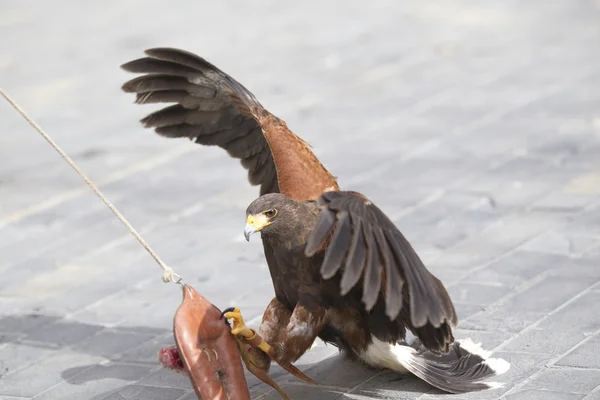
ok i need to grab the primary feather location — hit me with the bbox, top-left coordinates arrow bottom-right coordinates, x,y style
121,47 -> 338,201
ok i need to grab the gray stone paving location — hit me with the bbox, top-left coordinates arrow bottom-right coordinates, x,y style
1,0 -> 600,398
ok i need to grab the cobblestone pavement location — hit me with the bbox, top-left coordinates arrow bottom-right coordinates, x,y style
1,0 -> 600,399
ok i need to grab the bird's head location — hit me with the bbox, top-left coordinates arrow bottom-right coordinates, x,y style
244,193 -> 301,241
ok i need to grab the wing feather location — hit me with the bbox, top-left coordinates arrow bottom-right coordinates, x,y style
340,218 -> 365,295
121,47 -> 338,201
361,228 -> 382,311
320,211 -> 352,279
305,208 -> 336,257
306,190 -> 458,354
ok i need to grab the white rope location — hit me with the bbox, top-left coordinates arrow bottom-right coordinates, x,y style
0,88 -> 183,285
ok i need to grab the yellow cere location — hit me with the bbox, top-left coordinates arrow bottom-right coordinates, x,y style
246,213 -> 271,230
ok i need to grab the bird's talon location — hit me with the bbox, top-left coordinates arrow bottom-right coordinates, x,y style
220,307 -> 237,320
221,307 -> 255,340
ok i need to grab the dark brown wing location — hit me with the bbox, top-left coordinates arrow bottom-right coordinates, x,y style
121,47 -> 338,201
305,190 -> 458,353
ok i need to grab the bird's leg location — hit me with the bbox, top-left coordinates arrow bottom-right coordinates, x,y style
244,297 -> 293,372
220,298 -> 293,370
222,298 -> 318,385
221,306 -> 273,355
269,300 -> 327,366
224,299 -> 326,368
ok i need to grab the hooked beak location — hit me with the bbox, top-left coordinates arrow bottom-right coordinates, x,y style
244,214 -> 270,241
244,223 -> 256,242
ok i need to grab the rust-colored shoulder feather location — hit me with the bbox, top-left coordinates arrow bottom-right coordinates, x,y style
121,47 -> 338,202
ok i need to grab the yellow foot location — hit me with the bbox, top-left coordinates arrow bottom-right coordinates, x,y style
220,307 -> 272,354
221,307 -> 317,387
220,307 -> 253,338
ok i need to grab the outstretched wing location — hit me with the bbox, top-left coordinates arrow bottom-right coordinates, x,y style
305,190 -> 458,353
121,47 -> 338,201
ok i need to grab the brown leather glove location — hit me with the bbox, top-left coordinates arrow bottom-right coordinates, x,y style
161,284 -> 316,400
171,284 -> 252,400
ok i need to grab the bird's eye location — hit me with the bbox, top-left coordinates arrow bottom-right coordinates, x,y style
264,209 -> 277,218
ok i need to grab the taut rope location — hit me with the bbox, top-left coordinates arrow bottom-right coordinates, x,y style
0,88 -> 183,285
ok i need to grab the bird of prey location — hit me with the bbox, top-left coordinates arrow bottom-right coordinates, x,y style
121,47 -> 510,394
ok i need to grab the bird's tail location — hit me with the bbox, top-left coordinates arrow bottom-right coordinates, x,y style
359,336 -> 510,394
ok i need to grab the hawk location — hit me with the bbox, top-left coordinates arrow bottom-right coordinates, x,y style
121,48 -> 509,394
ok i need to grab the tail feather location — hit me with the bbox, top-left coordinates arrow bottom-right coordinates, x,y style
359,337 -> 510,394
